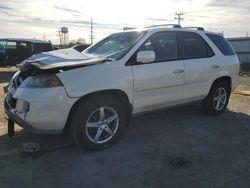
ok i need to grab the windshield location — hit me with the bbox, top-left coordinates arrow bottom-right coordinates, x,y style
0,40 -> 6,51
84,31 -> 145,60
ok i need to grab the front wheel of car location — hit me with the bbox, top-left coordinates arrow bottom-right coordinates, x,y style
201,81 -> 230,115
70,95 -> 126,150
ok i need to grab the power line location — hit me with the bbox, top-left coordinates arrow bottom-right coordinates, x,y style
175,12 -> 184,25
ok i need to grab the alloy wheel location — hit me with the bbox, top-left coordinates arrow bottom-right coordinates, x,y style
213,87 -> 227,111
85,107 -> 119,144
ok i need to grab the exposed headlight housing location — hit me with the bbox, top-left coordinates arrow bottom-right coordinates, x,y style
25,74 -> 63,88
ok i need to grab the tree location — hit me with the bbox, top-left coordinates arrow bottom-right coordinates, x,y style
76,38 -> 86,44
68,38 -> 87,48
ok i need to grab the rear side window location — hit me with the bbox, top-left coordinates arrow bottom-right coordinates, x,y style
6,41 -> 17,49
0,40 -> 6,50
206,34 -> 235,56
181,32 -> 214,59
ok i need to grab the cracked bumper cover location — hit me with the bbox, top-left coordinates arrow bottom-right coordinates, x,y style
4,87 -> 78,134
4,97 -> 43,133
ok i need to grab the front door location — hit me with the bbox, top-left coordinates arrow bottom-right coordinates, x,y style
132,32 -> 185,113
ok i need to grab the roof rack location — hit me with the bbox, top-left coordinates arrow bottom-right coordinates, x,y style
145,24 -> 182,29
123,27 -> 137,31
184,27 -> 205,31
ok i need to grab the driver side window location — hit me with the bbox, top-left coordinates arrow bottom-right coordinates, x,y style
139,32 -> 178,62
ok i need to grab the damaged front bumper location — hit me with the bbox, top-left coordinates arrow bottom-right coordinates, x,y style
4,86 -> 78,136
4,94 -> 38,136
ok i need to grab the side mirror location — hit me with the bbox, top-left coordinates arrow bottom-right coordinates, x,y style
136,50 -> 155,64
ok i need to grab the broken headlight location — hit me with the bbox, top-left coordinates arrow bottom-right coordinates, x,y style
24,74 -> 63,88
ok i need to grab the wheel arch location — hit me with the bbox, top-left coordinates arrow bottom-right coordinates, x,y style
63,89 -> 133,132
202,75 -> 232,115
211,76 -> 232,90
206,76 -> 232,99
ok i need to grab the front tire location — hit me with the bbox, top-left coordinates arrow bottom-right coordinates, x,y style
70,95 -> 126,150
202,81 -> 230,115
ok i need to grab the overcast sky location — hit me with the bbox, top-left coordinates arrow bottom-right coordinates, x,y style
0,0 -> 250,44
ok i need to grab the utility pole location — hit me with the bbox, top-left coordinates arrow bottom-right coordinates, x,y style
90,18 -> 94,45
56,29 -> 62,45
175,12 -> 184,25
43,34 -> 46,41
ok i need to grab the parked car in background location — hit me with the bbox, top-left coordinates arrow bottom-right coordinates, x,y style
71,44 -> 90,52
0,38 -> 53,67
4,25 -> 240,150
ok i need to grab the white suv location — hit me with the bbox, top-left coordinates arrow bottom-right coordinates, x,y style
5,25 -> 240,150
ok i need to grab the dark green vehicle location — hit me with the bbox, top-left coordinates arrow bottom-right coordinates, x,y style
0,38 -> 53,67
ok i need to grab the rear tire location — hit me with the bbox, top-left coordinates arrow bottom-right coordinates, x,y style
70,95 -> 126,150
202,81 -> 230,115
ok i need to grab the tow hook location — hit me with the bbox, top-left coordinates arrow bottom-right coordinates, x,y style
7,118 -> 14,137
3,84 -> 8,93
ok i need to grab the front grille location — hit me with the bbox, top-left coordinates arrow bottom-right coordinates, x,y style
12,74 -> 24,89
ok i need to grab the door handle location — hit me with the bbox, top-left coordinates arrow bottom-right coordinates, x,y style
212,65 -> 220,69
173,69 -> 184,74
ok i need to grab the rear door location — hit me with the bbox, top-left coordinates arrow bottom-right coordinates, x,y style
17,42 -> 32,62
33,43 -> 52,54
132,31 -> 185,113
5,41 -> 18,66
0,40 -> 6,66
180,31 -> 216,103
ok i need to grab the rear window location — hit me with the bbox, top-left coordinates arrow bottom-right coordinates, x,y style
19,42 -> 28,49
206,34 -> 235,56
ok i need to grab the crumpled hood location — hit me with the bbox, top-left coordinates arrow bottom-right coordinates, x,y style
18,48 -> 106,70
